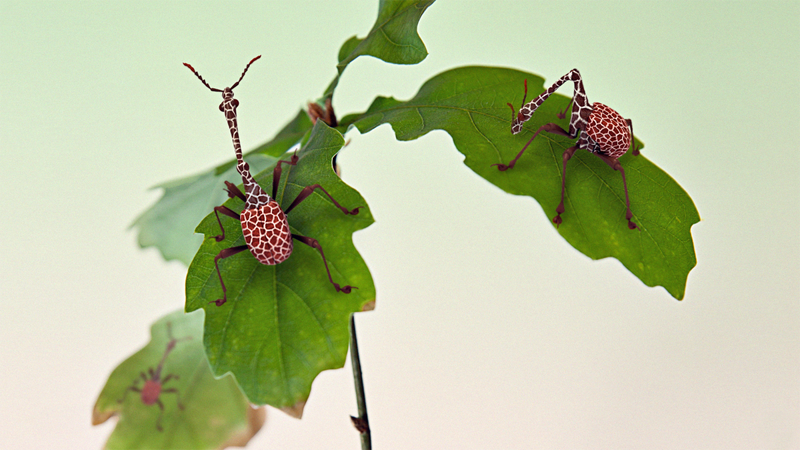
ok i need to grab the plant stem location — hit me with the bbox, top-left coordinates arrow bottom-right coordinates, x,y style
350,314 -> 371,450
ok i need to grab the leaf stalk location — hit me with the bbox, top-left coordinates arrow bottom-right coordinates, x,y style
350,314 -> 371,450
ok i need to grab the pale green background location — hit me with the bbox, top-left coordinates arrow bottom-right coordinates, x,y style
1,1 -> 798,449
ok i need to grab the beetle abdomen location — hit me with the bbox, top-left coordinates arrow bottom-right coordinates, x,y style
586,102 -> 631,159
140,380 -> 162,405
241,201 -> 293,265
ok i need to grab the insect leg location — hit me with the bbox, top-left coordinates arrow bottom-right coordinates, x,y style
154,399 -> 165,432
272,153 -> 299,199
161,388 -> 185,410
493,122 -> 572,171
117,385 -> 142,404
224,181 -> 246,201
553,145 -> 580,227
213,206 -> 241,242
292,234 -> 355,294
596,154 -> 638,230
557,97 -> 574,120
283,185 -> 361,215
625,118 -> 641,156
212,245 -> 249,306
160,374 -> 179,385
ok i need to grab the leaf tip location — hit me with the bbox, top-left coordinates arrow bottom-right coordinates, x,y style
361,300 -> 376,312
91,404 -> 116,426
280,399 -> 307,419
219,406 -> 267,448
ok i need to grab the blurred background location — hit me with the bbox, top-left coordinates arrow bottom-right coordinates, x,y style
1,1 -> 797,448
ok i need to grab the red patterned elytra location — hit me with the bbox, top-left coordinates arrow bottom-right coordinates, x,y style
494,69 -> 641,230
118,323 -> 190,431
585,102 -> 631,159
140,379 -> 162,405
241,201 -> 293,265
184,57 -> 361,307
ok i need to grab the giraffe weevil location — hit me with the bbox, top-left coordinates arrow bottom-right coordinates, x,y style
494,69 -> 641,230
117,322 -> 191,431
183,56 -> 362,306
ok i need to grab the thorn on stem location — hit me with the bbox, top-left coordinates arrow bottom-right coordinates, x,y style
350,415 -> 369,434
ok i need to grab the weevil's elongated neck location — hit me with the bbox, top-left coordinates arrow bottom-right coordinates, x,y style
221,95 -> 262,199
517,69 -> 591,137
151,340 -> 175,382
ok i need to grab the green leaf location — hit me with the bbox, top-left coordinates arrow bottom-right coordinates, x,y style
93,310 -> 265,450
341,66 -> 699,300
132,110 -> 312,265
324,0 -> 435,98
185,121 -> 375,415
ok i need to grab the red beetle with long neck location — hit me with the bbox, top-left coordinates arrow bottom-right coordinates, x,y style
495,69 -> 640,230
118,322 -> 191,431
184,57 -> 361,306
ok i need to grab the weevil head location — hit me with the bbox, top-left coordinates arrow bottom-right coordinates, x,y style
511,116 -> 524,135
508,78 -> 530,135
507,102 -> 524,135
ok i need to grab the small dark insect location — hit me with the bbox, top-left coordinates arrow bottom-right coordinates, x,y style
183,57 -> 361,306
118,322 -> 191,431
494,69 -> 641,229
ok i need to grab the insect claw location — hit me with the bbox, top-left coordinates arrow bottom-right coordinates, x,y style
210,298 -> 227,307
491,162 -> 510,171
626,209 -> 638,229
553,215 -> 563,227
347,206 -> 362,215
214,235 -> 224,242
336,284 -> 356,294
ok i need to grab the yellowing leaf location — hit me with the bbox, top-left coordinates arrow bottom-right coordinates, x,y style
93,310 -> 265,449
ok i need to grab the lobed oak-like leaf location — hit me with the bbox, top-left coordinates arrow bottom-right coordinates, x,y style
340,66 -> 699,299
323,0 -> 435,98
134,0 -> 434,264
132,111 -> 313,265
93,310 -> 265,450
185,121 -> 375,415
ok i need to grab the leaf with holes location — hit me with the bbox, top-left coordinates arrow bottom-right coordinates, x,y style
93,310 -> 265,449
185,121 -> 375,416
323,0 -> 435,98
340,66 -> 699,300
132,110 -> 313,265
